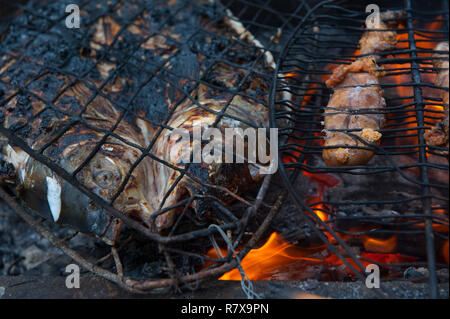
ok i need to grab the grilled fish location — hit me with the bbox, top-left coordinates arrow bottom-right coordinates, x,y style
0,0 -> 277,243
424,41 -> 449,156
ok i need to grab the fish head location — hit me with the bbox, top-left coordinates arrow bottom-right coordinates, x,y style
63,139 -> 155,232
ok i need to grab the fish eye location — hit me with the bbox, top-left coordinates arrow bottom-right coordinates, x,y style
90,157 -> 121,189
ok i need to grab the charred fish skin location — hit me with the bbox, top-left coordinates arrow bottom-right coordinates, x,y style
0,80 -> 155,243
8,149 -> 113,241
0,0 -> 278,241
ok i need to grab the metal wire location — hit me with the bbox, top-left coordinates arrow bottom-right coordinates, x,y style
0,0 -> 448,298
0,0 -> 267,239
0,0 -> 299,292
271,0 -> 448,298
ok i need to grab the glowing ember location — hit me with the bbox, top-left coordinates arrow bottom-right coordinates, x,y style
443,241 -> 449,265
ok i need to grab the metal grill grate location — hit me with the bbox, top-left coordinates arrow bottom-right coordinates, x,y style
272,0 -> 448,298
0,0 -> 448,298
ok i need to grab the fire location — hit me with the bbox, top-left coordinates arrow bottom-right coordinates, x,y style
321,17 -> 446,149
443,241 -> 449,265
383,17 -> 446,149
205,231 -> 419,280
212,233 -> 323,281
310,202 -> 328,223
281,79 -> 320,164
284,72 -> 298,79
324,252 -> 417,272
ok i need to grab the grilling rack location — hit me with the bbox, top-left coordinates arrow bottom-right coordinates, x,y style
0,0 -> 448,298
271,0 -> 449,298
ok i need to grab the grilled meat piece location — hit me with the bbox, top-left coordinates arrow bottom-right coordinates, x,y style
2,82 -> 152,244
322,12 -> 399,167
424,42 -> 449,156
0,0 -> 277,243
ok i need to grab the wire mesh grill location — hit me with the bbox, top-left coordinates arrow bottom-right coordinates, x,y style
272,0 -> 448,298
0,0 -> 448,297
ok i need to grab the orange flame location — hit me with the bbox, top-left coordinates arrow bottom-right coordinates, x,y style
207,233 -> 323,281
385,17 -> 445,148
324,252 -> 417,273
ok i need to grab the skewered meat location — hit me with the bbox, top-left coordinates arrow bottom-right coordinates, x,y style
424,42 -> 449,156
0,0 -> 278,243
322,13 -> 399,167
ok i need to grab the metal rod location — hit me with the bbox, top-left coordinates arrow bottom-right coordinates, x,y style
405,0 -> 439,298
